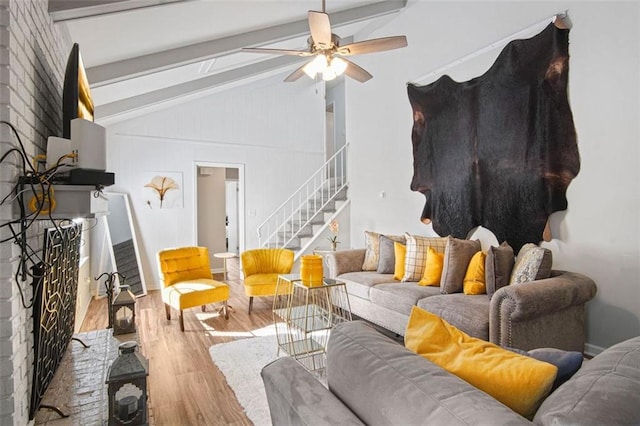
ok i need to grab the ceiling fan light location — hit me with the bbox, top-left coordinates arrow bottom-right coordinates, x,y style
322,68 -> 337,81
304,55 -> 328,78
330,57 -> 347,76
303,62 -> 318,78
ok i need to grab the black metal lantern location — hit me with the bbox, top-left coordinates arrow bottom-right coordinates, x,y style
112,285 -> 136,335
106,341 -> 149,425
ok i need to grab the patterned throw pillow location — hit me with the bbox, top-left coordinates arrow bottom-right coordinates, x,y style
485,241 -> 515,298
377,234 -> 407,274
510,243 -> 553,285
440,237 -> 482,294
401,233 -> 447,282
362,231 -> 381,271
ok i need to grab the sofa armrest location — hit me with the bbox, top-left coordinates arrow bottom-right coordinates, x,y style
534,336 -> 640,425
261,357 -> 364,426
491,271 -> 596,321
325,249 -> 366,278
490,271 -> 597,351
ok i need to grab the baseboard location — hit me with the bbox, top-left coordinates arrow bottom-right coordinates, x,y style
584,342 -> 605,358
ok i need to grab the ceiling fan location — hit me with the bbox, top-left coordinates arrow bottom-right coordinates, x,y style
241,1 -> 408,83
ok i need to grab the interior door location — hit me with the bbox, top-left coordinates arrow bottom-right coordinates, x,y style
225,180 -> 239,253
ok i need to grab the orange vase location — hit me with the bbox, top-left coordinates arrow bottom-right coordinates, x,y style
300,255 -> 323,287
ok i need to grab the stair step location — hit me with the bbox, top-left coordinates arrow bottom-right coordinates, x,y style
278,230 -> 312,239
288,217 -> 324,226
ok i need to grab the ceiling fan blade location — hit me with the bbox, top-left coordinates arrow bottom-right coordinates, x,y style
337,36 -> 408,56
342,58 -> 373,83
308,11 -> 332,48
242,47 -> 311,56
284,62 -> 310,82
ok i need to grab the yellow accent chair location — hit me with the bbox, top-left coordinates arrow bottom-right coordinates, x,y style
241,248 -> 294,314
157,246 -> 229,331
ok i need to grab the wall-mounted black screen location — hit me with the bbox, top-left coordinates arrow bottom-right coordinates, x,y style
62,43 -> 94,139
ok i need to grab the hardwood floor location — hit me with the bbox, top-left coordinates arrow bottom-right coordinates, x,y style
80,258 -> 274,425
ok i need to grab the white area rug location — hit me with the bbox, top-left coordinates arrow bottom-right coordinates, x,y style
209,327 -> 283,426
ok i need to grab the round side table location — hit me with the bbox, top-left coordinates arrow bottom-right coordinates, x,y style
213,252 -> 238,282
213,252 -> 238,314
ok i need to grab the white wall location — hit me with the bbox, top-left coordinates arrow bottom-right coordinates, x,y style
326,80 -> 347,152
103,75 -> 325,289
346,1 -> 639,352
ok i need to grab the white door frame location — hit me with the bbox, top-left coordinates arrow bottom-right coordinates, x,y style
194,161 -> 246,257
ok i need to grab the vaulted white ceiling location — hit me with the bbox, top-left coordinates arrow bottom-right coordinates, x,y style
50,0 -> 408,121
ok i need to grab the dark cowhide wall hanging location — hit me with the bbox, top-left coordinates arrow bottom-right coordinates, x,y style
407,23 -> 579,253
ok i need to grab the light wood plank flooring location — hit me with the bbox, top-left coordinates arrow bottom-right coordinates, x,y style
80,258 -> 273,425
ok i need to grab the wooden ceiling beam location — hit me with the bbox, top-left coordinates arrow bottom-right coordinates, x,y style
87,1 -> 407,87
49,0 -> 193,22
95,55 -> 306,121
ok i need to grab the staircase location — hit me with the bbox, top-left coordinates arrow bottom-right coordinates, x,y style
257,144 -> 349,259
112,239 -> 143,295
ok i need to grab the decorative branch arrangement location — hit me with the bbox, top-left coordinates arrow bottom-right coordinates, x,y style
95,271 -> 126,328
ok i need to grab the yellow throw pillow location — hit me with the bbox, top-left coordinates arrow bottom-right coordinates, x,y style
393,242 -> 406,281
463,251 -> 487,294
418,247 -> 444,286
405,307 -> 557,418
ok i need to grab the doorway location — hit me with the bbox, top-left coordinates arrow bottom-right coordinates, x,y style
195,162 -> 245,273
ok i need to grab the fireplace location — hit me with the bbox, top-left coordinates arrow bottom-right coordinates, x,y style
29,222 -> 82,419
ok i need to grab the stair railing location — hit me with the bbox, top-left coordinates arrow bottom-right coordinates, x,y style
257,144 -> 348,250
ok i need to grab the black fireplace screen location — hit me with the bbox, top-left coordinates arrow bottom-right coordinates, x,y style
29,222 -> 82,419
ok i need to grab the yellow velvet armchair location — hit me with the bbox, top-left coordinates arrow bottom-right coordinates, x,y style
241,248 -> 294,314
157,246 -> 229,331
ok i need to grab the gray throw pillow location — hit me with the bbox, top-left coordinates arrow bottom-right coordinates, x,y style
486,241 -> 515,299
506,347 -> 583,392
377,234 -> 406,274
440,237 -> 481,294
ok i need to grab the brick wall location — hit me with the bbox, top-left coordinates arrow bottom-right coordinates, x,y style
0,0 -> 71,424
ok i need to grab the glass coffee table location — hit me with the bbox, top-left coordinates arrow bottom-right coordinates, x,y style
273,274 -> 352,371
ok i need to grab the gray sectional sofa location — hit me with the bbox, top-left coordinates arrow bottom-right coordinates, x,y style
326,248 -> 597,351
262,321 -> 640,425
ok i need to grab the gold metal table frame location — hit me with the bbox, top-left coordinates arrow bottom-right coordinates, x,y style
273,274 -> 352,371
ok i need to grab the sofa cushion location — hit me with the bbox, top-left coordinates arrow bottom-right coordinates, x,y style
441,238 -> 481,294
510,243 -> 552,285
370,283 -> 441,316
337,271 -> 396,301
377,234 -> 406,274
486,241 -> 515,298
534,336 -> 640,425
402,234 -> 448,282
417,293 -> 490,341
405,307 -> 557,419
